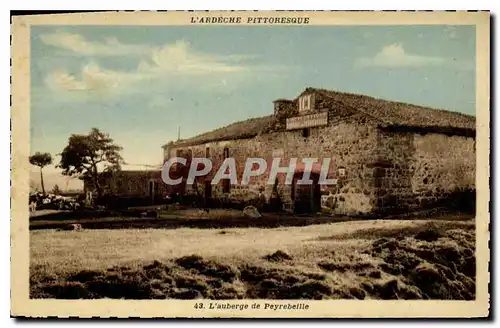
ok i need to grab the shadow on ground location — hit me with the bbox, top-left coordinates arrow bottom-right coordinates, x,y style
30,208 -> 473,231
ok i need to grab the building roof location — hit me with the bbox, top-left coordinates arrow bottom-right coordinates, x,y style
309,88 -> 476,130
165,88 -> 476,148
164,115 -> 277,148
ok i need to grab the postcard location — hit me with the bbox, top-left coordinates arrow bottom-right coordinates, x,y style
11,11 -> 490,318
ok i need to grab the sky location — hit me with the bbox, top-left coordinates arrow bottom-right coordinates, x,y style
29,25 -> 476,191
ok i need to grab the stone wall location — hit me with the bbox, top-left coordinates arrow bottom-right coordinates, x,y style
373,130 -> 416,214
161,88 -> 476,216
167,119 -> 380,215
411,133 -> 475,210
85,171 -> 166,198
374,129 -> 476,214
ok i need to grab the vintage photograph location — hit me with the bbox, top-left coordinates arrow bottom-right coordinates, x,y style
11,12 -> 490,318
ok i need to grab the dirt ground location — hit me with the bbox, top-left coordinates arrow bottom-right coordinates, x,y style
30,218 -> 476,300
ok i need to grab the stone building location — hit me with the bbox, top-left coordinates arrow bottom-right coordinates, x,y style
83,170 -> 166,206
162,87 -> 476,216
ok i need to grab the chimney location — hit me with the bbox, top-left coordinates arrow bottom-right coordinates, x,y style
273,99 -> 297,119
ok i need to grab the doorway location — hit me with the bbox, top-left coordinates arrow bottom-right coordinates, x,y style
291,172 -> 321,214
204,180 -> 212,201
148,180 -> 156,204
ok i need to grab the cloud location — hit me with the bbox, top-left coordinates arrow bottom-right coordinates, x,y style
40,31 -> 151,56
443,26 -> 458,40
41,30 -> 262,64
45,61 -> 146,96
356,43 -> 446,68
46,63 -> 127,92
42,34 -> 273,94
138,40 -> 250,74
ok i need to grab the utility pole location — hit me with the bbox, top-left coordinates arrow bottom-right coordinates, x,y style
177,126 -> 181,141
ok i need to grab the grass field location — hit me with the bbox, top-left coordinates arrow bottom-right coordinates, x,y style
30,218 -> 476,300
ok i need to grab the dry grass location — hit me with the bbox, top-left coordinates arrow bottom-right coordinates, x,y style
30,219 -> 475,300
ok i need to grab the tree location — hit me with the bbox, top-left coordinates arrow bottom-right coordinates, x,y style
51,184 -> 61,195
58,128 -> 123,199
29,152 -> 53,195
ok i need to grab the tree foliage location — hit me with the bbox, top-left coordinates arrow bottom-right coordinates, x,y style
29,152 -> 52,195
29,152 -> 52,168
58,128 -> 123,197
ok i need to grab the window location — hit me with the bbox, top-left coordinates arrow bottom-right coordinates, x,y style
206,147 -> 210,158
298,94 -> 312,112
223,147 -> 229,159
302,128 -> 310,138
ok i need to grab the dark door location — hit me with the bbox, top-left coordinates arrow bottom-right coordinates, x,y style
149,180 -> 157,204
204,180 -> 212,200
292,172 -> 321,214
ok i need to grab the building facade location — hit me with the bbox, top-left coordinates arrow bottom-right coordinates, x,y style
163,88 -> 475,216
83,170 -> 167,207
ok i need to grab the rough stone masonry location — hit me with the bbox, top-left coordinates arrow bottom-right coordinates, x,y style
162,87 -> 476,216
